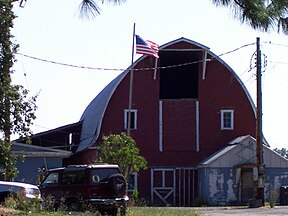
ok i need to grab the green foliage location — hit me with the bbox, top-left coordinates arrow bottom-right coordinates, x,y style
211,0 -> 288,34
0,139 -> 18,179
0,0 -> 38,180
269,189 -> 279,208
96,133 -> 148,179
274,147 -> 288,159
79,0 -> 126,19
4,194 -> 42,213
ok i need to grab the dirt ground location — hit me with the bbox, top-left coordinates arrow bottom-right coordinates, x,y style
195,206 -> 288,216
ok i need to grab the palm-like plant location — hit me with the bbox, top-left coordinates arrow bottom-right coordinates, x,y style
79,0 -> 126,19
212,0 -> 288,34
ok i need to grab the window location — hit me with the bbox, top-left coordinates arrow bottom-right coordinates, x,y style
43,173 -> 59,185
221,109 -> 234,130
62,170 -> 85,184
124,109 -> 137,130
91,168 -> 120,183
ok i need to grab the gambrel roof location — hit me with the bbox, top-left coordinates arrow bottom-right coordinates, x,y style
78,37 -> 256,152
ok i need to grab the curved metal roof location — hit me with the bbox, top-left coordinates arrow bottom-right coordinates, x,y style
77,37 -> 256,152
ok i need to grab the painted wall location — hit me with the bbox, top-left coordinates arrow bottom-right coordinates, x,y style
199,167 -> 288,206
198,167 -> 238,206
265,168 -> 288,203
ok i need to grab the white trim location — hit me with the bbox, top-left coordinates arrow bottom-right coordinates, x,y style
221,109 -> 234,130
159,101 -> 163,152
124,109 -> 137,130
195,101 -> 199,152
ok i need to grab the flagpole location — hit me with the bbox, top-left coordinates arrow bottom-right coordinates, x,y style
153,58 -> 158,80
127,23 -> 136,136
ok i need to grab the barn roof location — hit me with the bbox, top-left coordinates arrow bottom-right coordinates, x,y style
11,142 -> 71,158
198,135 -> 284,168
77,37 -> 256,152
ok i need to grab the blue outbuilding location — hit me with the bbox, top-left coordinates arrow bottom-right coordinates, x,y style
198,135 -> 288,205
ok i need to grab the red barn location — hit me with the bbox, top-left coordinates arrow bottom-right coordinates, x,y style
22,38 -> 261,206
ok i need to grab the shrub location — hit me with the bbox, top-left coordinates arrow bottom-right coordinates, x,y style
4,193 -> 41,213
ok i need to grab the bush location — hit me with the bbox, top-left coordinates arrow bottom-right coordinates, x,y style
4,194 -> 41,213
269,189 -> 279,208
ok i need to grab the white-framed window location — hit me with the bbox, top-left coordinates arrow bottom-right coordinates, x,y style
124,109 -> 137,130
221,109 -> 234,130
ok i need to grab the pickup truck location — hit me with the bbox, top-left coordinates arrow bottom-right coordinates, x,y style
0,181 -> 42,202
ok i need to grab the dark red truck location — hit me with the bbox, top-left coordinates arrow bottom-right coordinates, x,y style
39,164 -> 128,215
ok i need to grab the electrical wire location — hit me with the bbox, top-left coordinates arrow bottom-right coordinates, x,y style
16,42 -> 257,72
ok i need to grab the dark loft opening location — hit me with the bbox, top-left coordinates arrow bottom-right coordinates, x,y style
159,51 -> 199,99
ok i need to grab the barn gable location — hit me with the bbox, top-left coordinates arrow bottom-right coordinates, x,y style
198,135 -> 286,168
77,37 -> 257,153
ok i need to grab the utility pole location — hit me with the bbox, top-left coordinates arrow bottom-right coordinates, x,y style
256,37 -> 264,205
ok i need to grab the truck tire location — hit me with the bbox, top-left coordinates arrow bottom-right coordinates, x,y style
107,173 -> 126,197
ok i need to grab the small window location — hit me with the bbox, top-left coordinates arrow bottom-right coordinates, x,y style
221,110 -> 234,130
43,173 -> 59,185
91,168 -> 120,183
124,109 -> 137,130
62,170 -> 85,184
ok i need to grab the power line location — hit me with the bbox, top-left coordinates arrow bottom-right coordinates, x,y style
16,42 -> 257,72
16,53 -> 125,71
269,60 -> 288,65
263,41 -> 288,48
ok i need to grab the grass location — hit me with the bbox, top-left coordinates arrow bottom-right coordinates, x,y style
127,207 -> 201,216
0,194 -> 201,216
0,206 -> 201,216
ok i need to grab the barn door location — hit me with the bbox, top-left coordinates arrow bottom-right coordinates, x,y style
241,168 -> 256,203
151,168 -> 197,206
151,168 -> 176,206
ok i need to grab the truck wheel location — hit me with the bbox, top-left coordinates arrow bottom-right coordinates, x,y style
101,208 -> 117,216
67,198 -> 80,212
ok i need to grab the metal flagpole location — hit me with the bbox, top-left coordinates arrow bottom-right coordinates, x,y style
127,23 -> 136,136
153,58 -> 158,80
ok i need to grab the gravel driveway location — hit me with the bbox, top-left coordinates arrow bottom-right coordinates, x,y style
195,206 -> 288,216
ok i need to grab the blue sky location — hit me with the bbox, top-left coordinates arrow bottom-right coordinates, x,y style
11,0 -> 288,149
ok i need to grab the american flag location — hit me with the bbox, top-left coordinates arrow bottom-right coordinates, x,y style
136,35 -> 159,58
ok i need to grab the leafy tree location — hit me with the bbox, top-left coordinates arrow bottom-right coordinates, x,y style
79,0 -> 126,19
0,0 -> 38,180
79,0 -> 288,34
96,133 -> 147,180
212,0 -> 288,34
274,147 -> 288,159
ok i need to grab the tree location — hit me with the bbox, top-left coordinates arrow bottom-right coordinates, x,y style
0,0 -> 38,180
78,0 -> 288,34
274,147 -> 288,159
79,0 -> 126,19
212,0 -> 288,34
96,133 -> 147,180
